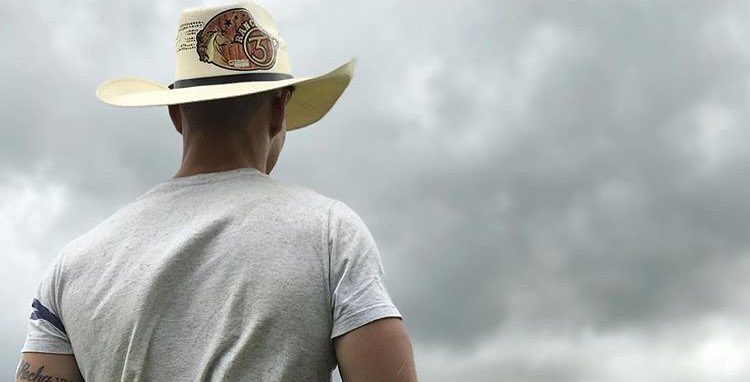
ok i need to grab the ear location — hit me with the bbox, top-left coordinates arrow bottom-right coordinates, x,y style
168,104 -> 183,135
268,89 -> 290,139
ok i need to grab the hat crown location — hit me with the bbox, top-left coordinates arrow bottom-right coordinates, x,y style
174,2 -> 291,81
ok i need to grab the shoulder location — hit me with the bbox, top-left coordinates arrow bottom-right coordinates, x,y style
259,178 -> 373,238
262,176 -> 341,213
279,184 -> 368,233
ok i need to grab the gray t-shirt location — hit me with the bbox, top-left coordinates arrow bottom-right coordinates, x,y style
21,167 -> 402,381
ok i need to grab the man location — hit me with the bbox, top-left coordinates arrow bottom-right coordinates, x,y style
17,2 -> 417,381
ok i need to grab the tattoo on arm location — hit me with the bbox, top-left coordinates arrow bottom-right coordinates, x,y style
16,360 -> 81,382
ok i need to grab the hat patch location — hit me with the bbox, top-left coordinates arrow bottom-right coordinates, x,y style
195,8 -> 278,71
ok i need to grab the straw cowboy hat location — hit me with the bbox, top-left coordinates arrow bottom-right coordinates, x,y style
96,2 -> 354,131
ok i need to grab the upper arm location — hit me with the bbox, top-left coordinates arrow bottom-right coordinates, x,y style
328,201 -> 403,338
328,201 -> 416,380
16,352 -> 84,382
333,317 -> 418,382
19,253 -> 81,381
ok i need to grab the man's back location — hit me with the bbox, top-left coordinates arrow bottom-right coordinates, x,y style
22,167 -> 403,381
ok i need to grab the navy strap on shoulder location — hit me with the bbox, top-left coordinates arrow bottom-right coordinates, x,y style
30,298 -> 67,335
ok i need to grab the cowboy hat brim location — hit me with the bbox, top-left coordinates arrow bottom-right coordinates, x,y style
96,59 -> 355,131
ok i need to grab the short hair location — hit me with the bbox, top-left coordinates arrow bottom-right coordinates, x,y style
180,86 -> 293,133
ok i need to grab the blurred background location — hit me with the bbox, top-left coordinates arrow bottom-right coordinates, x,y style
3,0 -> 750,380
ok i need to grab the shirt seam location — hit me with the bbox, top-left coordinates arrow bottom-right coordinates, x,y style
23,338 -> 71,345
150,169 -> 266,192
331,304 -> 402,339
335,302 -> 399,324
326,200 -> 338,314
22,338 -> 74,354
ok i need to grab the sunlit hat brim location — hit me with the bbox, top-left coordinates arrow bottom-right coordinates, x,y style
96,59 -> 355,131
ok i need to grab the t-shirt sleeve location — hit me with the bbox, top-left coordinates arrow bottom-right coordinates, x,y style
21,254 -> 74,354
328,200 -> 402,339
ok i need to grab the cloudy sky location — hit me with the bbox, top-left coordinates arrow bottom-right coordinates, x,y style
3,0 -> 750,380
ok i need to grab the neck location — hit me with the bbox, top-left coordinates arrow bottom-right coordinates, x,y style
173,131 -> 270,178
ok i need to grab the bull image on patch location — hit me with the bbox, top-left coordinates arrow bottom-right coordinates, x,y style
196,8 -> 277,71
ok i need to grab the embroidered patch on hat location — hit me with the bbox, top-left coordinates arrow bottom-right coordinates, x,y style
195,8 -> 278,71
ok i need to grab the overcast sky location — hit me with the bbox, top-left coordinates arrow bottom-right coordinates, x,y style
3,0 -> 750,380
